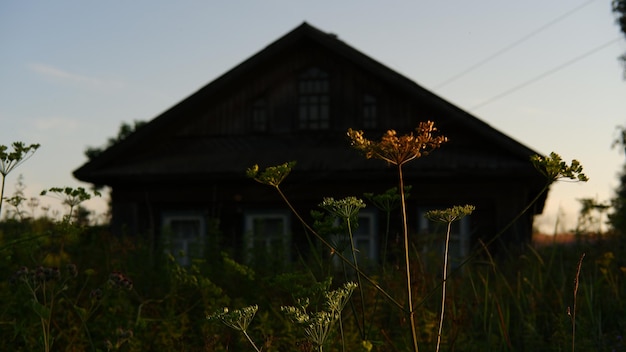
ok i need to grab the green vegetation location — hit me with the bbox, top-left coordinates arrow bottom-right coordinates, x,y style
2,131 -> 624,351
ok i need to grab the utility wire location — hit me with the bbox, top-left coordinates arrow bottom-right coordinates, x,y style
470,36 -> 622,111
434,0 -> 597,90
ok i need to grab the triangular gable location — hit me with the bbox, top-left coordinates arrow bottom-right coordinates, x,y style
74,22 -> 541,184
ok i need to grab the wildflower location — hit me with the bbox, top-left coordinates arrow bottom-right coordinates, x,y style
530,152 -> 589,184
45,267 -> 61,281
364,186 -> 410,213
207,305 -> 259,332
108,272 -> 133,290
347,121 -> 447,166
90,288 -> 103,301
208,305 -> 261,352
66,263 -> 78,278
246,161 -> 296,187
282,282 -> 357,348
9,266 -> 29,285
325,282 -> 357,315
425,205 -> 475,223
319,197 -> 365,221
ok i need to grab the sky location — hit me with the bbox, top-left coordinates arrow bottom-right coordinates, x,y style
1,1 -> 625,232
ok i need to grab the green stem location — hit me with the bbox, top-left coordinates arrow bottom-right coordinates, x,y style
274,186 -> 404,311
397,165 -> 419,352
242,329 -> 261,352
382,210 -> 391,272
346,218 -> 366,339
0,174 -> 5,219
415,182 -> 550,308
436,221 -> 452,352
339,315 -> 346,352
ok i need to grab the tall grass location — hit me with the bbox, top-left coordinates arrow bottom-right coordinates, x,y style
5,139 -> 622,351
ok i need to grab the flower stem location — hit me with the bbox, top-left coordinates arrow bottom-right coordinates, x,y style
346,217 -> 366,339
398,165 -> 419,352
274,186 -> 404,312
436,221 -> 452,352
242,330 -> 261,352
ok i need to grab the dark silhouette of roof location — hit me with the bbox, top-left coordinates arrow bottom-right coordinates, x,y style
75,22 -> 543,189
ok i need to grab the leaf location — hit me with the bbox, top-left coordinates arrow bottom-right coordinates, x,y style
30,300 -> 51,320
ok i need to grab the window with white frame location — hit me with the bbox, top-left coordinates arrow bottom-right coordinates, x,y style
244,211 -> 290,262
417,207 -> 471,267
162,213 -> 206,266
332,210 -> 378,266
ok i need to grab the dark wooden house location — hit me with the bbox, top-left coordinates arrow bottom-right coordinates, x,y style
74,22 -> 548,265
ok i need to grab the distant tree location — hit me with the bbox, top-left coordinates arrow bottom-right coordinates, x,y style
575,197 -> 610,235
614,0 -> 626,73
0,142 -> 40,219
609,125 -> 626,235
84,120 -> 146,161
610,2 -> 626,234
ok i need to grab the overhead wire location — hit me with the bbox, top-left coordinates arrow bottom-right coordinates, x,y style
469,36 -> 622,111
433,0 -> 597,90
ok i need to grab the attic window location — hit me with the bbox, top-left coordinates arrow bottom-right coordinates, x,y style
251,98 -> 268,132
298,67 -> 329,130
363,94 -> 378,129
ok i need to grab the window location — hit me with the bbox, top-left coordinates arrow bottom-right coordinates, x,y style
251,98 -> 268,132
362,94 -> 378,129
418,207 -> 471,267
244,211 -> 290,262
162,213 -> 206,266
332,210 -> 378,267
298,67 -> 330,130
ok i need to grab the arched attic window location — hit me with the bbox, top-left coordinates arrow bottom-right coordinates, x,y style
298,67 -> 330,130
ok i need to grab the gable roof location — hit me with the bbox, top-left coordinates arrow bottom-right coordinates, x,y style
74,22 -> 543,186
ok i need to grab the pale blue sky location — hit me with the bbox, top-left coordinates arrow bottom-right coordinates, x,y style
1,1 -> 625,231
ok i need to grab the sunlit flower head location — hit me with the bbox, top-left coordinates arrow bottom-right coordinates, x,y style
347,121 -> 447,166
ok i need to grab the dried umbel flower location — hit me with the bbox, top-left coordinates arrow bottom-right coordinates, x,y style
347,121 -> 448,166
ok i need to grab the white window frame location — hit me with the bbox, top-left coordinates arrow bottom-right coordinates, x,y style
332,210 -> 378,266
244,210 -> 291,261
418,207 -> 471,265
162,212 -> 206,266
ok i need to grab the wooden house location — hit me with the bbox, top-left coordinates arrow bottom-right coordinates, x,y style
74,22 -> 548,265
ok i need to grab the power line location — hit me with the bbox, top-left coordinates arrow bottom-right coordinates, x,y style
434,0 -> 597,90
470,36 -> 622,111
